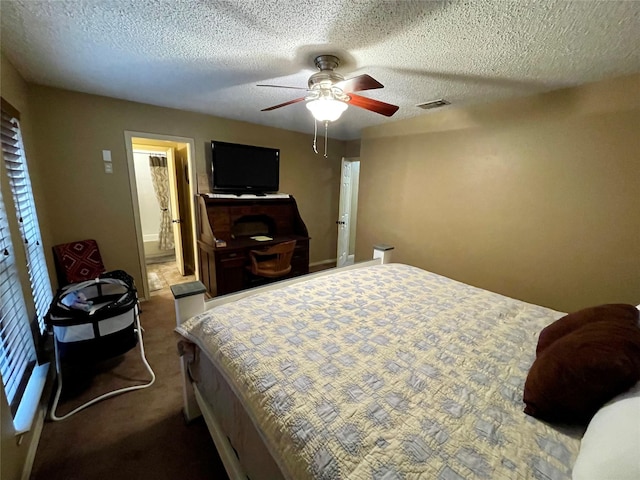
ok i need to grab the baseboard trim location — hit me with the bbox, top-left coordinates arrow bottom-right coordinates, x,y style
309,258 -> 336,268
21,405 -> 46,480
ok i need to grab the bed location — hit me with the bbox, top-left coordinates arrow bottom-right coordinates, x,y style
173,247 -> 639,480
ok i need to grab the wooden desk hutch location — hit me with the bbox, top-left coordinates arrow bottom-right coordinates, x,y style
197,194 -> 310,296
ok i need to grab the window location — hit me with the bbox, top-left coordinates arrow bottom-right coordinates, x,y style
0,98 -> 50,433
0,186 -> 37,416
1,100 -> 53,333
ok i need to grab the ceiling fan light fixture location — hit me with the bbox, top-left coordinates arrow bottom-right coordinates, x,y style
306,97 -> 348,122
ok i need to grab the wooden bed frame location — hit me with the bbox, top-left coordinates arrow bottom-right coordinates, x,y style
172,245 -> 394,480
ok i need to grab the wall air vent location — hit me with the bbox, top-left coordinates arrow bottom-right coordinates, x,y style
416,99 -> 451,110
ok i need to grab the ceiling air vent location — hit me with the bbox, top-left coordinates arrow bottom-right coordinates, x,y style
416,99 -> 450,110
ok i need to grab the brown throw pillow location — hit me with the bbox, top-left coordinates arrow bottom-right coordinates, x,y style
536,304 -> 639,356
523,321 -> 640,425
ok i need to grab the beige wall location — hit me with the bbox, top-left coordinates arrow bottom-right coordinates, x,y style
358,74 -> 640,312
26,85 -> 347,293
344,139 -> 361,157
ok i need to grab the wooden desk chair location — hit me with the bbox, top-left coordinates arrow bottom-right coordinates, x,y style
248,240 -> 297,279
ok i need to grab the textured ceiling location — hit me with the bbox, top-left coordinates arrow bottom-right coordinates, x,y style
1,0 -> 639,140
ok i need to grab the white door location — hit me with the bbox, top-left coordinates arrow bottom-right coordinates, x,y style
167,149 -> 185,275
337,158 -> 359,267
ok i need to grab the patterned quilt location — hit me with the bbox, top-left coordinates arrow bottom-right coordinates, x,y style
177,263 -> 582,480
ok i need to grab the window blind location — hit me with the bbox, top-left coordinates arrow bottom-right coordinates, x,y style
1,102 -> 52,333
0,189 -> 36,415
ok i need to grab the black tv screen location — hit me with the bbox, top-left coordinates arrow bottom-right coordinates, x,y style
211,140 -> 279,193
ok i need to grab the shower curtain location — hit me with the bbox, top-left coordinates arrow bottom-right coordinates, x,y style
149,155 -> 174,251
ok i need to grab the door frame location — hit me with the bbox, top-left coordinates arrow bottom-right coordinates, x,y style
130,143 -> 185,275
124,131 -> 198,299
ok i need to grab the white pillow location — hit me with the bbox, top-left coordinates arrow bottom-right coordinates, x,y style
572,382 -> 640,480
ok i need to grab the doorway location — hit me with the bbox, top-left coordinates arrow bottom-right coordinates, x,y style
336,157 -> 360,267
125,132 -> 198,299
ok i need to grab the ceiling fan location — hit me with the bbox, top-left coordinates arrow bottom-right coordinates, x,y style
258,55 -> 399,122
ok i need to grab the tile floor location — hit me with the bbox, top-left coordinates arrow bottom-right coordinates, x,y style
146,261 -> 195,295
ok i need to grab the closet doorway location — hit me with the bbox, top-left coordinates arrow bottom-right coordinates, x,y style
125,132 -> 197,299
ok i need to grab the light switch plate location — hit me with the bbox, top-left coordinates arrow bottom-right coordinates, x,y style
102,150 -> 112,162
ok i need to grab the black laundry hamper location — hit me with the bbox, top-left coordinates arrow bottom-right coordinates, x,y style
46,271 -> 155,421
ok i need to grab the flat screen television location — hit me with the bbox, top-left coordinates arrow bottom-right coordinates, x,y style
210,140 -> 279,194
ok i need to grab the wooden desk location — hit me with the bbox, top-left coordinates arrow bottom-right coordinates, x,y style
197,195 -> 310,296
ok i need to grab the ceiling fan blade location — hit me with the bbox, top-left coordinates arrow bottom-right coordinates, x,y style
257,84 -> 309,91
335,74 -> 384,93
261,97 -> 306,111
347,93 -> 399,117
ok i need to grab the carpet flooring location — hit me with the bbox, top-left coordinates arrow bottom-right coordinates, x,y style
30,287 -> 228,480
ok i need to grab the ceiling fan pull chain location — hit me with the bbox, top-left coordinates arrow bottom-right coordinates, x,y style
312,118 -> 318,154
324,121 -> 329,158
